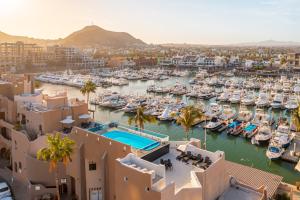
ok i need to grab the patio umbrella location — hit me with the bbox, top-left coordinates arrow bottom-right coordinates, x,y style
60,118 -> 75,124
79,114 -> 91,120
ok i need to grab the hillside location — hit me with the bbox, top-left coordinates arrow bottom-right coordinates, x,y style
0,25 -> 146,48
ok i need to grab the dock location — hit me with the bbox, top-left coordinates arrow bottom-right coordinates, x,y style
281,137 -> 300,164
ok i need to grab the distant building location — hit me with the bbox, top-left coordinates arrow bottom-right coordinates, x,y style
287,53 -> 300,69
0,41 -> 46,72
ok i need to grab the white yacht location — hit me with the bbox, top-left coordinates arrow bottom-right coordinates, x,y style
266,142 -> 285,160
271,125 -> 295,148
253,122 -> 272,145
219,105 -> 237,121
158,106 -> 174,121
204,117 -> 223,131
255,92 -> 270,108
229,90 -> 241,104
204,103 -> 222,118
285,95 -> 299,110
293,83 -> 300,94
270,93 -> 284,109
241,91 -> 256,106
217,91 -> 231,102
237,105 -> 253,122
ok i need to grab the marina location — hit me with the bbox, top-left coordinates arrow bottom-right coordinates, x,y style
40,69 -> 300,185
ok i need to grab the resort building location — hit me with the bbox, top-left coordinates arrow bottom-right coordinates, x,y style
0,42 -> 46,72
288,53 -> 300,69
0,74 -> 291,200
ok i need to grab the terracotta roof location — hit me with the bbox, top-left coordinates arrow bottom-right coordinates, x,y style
225,161 -> 283,198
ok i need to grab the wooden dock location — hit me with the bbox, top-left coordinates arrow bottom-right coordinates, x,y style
281,137 -> 300,163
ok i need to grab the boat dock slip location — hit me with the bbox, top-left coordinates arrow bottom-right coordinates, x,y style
281,137 -> 300,164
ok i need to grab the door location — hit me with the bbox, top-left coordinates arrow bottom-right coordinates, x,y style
90,189 -> 102,200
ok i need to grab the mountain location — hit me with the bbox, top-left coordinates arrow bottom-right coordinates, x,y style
0,25 -> 146,48
61,25 -> 145,48
0,31 -> 59,46
231,40 -> 300,47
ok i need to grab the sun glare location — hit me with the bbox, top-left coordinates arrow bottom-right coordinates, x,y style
0,0 -> 23,16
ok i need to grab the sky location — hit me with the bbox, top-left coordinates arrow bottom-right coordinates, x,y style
0,0 -> 299,45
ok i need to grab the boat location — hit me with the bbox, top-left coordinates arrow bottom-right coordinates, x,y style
271,125 -> 295,148
241,91 -> 256,106
270,93 -> 284,109
226,120 -> 244,136
293,83 -> 300,94
242,122 -> 258,138
204,103 -> 222,118
122,102 -> 139,113
204,117 -> 224,131
237,105 -> 253,122
285,95 -> 299,110
266,142 -> 285,160
219,105 -> 237,121
217,91 -> 231,102
252,122 -> 272,145
197,86 -> 215,100
157,106 -> 174,121
242,108 -> 273,138
229,90 -> 241,104
255,92 -> 270,108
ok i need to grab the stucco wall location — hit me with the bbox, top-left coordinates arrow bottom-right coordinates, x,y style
68,127 -> 132,200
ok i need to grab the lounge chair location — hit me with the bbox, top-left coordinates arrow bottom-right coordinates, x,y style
196,162 -> 208,169
176,152 -> 186,160
204,156 -> 212,165
192,154 -> 203,166
182,151 -> 192,163
166,159 -> 173,170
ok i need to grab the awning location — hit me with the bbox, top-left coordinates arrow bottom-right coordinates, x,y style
79,114 -> 91,119
60,118 -> 75,124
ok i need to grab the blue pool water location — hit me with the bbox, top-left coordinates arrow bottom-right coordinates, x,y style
102,130 -> 160,151
244,124 -> 257,132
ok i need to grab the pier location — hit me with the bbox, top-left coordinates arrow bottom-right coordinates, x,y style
281,136 -> 300,164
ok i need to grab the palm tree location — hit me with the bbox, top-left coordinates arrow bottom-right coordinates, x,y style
173,105 -> 204,142
80,80 -> 97,103
292,106 -> 300,131
270,58 -> 274,67
37,133 -> 75,200
128,106 -> 156,130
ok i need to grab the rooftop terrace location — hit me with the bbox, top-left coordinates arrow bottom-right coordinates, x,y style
153,148 -> 202,192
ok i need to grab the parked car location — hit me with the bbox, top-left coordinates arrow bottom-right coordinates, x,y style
0,182 -> 12,199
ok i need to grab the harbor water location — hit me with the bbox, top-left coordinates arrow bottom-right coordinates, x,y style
41,76 -> 300,184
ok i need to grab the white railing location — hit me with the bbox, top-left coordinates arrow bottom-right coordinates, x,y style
117,124 -> 169,142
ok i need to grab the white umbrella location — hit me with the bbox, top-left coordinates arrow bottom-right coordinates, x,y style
79,114 -> 91,119
60,118 -> 75,124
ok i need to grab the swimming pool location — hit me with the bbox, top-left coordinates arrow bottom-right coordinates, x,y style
102,130 -> 160,151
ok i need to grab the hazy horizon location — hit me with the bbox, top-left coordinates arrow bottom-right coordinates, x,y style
0,0 -> 299,45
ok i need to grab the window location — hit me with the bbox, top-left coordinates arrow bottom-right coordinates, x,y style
124,177 -> 128,182
145,187 -> 150,192
89,162 -> 96,171
19,162 -> 22,170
